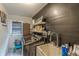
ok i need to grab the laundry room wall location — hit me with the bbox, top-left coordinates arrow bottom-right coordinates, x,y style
33,3 -> 79,45
0,4 -> 8,56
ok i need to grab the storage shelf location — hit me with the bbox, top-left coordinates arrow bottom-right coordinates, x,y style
32,31 -> 43,33
33,22 -> 46,26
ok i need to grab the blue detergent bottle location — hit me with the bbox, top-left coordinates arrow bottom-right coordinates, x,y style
62,44 -> 68,56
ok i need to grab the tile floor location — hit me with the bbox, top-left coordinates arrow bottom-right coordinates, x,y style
6,48 -> 22,56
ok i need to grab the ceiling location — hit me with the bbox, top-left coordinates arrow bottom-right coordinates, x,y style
2,3 -> 47,17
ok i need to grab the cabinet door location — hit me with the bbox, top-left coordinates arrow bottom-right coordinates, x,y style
23,45 -> 30,56
23,23 -> 30,36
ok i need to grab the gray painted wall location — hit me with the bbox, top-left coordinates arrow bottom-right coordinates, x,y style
33,3 -> 79,45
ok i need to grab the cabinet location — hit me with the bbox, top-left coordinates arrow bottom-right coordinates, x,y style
23,23 -> 31,42
23,23 -> 30,36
